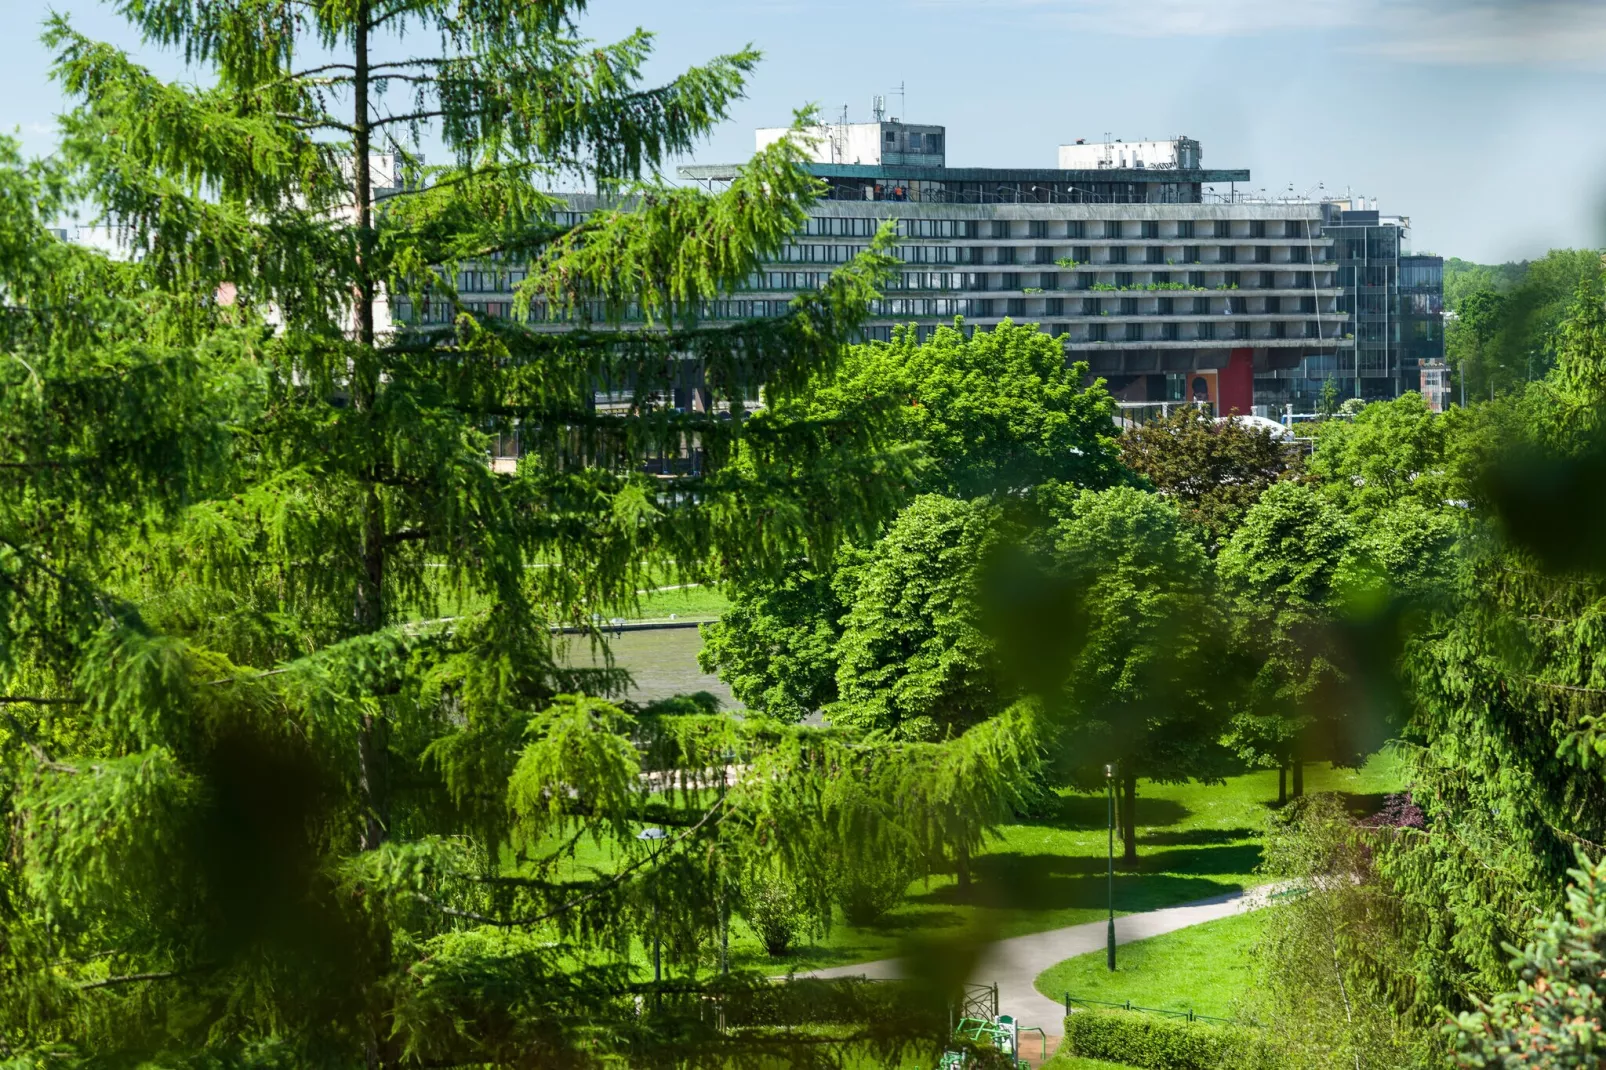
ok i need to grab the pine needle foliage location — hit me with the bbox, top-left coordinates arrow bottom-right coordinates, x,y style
0,2 -> 1020,1065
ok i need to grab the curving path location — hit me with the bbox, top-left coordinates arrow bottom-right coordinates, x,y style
806,883 -> 1285,1035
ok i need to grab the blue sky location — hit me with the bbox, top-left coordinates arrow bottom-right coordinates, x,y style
5,0 -> 1605,263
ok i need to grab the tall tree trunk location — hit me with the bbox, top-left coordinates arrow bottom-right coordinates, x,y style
349,2 -> 387,855
1292,756 -> 1304,799
1278,764 -> 1288,806
1120,772 -> 1138,866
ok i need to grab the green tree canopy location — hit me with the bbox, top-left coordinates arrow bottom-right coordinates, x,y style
831,495 -> 1010,741
792,318 -> 1123,499
702,319 -> 1122,724
696,561 -> 846,721
1218,481 -> 1356,796
0,1 -> 971,1065
1308,392 -> 1460,519
1052,486 -> 1229,862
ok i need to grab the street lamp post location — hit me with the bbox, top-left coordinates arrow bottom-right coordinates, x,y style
1106,763 -> 1116,971
637,827 -> 667,985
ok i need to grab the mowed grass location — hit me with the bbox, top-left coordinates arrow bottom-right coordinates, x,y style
546,753 -> 1404,977
1034,907 -> 1269,1019
1042,1057 -> 1142,1070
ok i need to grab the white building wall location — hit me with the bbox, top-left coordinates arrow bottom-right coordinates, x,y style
1058,138 -> 1200,170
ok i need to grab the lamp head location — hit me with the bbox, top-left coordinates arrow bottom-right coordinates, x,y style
637,828 -> 666,842
1104,764 -> 1113,779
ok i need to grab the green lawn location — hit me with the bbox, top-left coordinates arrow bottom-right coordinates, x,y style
1042,1057 -> 1142,1070
1034,907 -> 1268,1019
629,583 -> 729,621
573,753 -> 1402,976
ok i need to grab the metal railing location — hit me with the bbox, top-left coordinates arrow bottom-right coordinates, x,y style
1063,993 -> 1234,1026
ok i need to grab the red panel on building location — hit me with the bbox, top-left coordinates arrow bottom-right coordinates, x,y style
1220,348 -> 1253,416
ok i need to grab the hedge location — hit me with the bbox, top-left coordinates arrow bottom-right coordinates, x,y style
1061,1008 -> 1273,1070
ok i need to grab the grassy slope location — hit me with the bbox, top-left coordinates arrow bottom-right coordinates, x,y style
1034,908 -> 1268,1018
751,753 -> 1404,973
1042,1058 -> 1142,1070
554,753 -> 1404,978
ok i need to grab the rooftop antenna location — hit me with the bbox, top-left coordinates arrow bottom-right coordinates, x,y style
871,94 -> 885,122
891,80 -> 906,121
833,105 -> 849,163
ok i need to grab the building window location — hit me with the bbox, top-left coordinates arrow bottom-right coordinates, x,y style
1007,298 -> 1026,317
1073,245 -> 1092,262
1224,271 -> 1241,288
1089,322 -> 1106,341
1040,272 -> 1059,289
1162,321 -> 1179,340
1145,247 -> 1165,264
1260,271 -> 1275,289
1158,297 -> 1174,315
1285,220 -> 1304,238
1069,221 -> 1086,239
1184,246 -> 1201,264
1214,219 -> 1232,238
1289,246 -> 1309,263
1178,220 -> 1195,239
1029,220 -> 1048,239
1109,246 -> 1128,265
1250,220 -> 1267,238
1255,246 -> 1272,263
1117,272 -> 1134,287
1198,321 -> 1215,340
976,299 -> 994,317
1142,220 -> 1159,239
1082,297 -> 1102,315
997,246 -> 1016,265
1300,295 -> 1316,313
1218,246 -> 1237,264
1271,321 -> 1287,339
1192,296 -> 1209,315
992,220 -> 1010,239
1120,297 -> 1138,315
1188,271 -> 1205,288
1074,274 -> 1092,291
1305,320 -> 1321,338
1047,297 -> 1064,315
1265,296 -> 1281,313
1035,246 -> 1054,264
1126,322 -> 1143,341
1234,321 -> 1250,340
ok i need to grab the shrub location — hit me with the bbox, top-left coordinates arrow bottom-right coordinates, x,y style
1061,1008 -> 1270,1070
738,869 -> 812,957
834,854 -> 916,927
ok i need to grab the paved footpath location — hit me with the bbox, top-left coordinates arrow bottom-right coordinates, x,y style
807,884 -> 1283,1035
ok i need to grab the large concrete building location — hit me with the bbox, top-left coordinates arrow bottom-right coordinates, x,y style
399,122 -> 1443,418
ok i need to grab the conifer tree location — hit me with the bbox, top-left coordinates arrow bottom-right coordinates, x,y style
0,3 -> 1009,1065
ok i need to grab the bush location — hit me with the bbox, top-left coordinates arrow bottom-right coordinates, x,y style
1061,1009 -> 1269,1070
738,870 -> 812,957
834,854 -> 916,927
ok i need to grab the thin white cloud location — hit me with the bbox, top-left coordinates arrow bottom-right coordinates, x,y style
1364,1 -> 1606,69
912,0 -> 1606,67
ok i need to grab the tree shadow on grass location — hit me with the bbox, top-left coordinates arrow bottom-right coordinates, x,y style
916,843 -> 1260,913
1333,790 -> 1391,819
1025,793 -> 1191,832
1141,827 -> 1257,847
